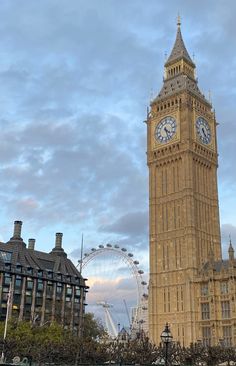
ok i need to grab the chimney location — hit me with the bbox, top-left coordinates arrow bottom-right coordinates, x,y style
11,220 -> 23,241
55,233 -> 63,249
28,238 -> 35,250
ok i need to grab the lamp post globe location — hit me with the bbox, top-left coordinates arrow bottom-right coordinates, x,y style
161,323 -> 173,366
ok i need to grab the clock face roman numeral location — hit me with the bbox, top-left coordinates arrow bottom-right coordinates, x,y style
155,116 -> 177,143
196,117 -> 211,145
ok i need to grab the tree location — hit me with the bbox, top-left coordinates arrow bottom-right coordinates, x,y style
0,313 -> 108,364
130,335 -> 159,365
82,312 -> 106,340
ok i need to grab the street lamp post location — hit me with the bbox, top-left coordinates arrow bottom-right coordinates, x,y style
161,323 -> 173,366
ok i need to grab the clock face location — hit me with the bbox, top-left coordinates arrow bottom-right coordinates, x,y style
155,116 -> 177,143
196,117 -> 211,144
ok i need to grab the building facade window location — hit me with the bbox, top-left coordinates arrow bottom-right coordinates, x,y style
16,264 -> 22,273
4,273 -> 11,285
56,283 -> 63,300
47,271 -> 53,279
5,263 -> 11,271
223,326 -> 232,347
37,279 -> 44,291
26,278 -> 34,290
201,302 -> 210,320
75,287 -> 80,297
66,285 -> 72,296
201,283 -> 208,296
15,276 -> 21,287
202,327 -> 211,346
220,281 -> 228,294
13,294 -> 21,307
2,292 -> 8,302
27,267 -> 33,275
46,281 -> 53,297
221,301 -> 231,319
36,297 -> 43,306
56,284 -> 63,293
25,295 -> 32,305
0,250 -> 12,262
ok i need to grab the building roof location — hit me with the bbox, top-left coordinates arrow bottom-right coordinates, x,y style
165,22 -> 194,67
201,259 -> 235,274
154,73 -> 207,102
0,221 -> 85,285
152,20 -> 210,105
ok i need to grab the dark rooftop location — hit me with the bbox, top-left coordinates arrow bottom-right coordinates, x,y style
0,221 -> 84,284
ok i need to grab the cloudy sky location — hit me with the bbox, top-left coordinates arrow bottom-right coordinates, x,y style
0,0 -> 235,326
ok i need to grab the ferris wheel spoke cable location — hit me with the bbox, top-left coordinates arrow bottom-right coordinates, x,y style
78,243 -> 148,336
81,247 -> 145,305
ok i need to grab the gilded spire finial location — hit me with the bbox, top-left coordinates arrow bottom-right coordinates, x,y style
177,13 -> 181,28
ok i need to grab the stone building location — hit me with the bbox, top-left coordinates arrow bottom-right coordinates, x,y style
147,18 -> 236,347
0,220 -> 87,332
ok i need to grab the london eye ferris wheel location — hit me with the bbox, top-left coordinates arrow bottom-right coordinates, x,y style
78,243 -> 148,337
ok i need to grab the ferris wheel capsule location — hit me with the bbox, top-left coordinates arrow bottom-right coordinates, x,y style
99,245 -> 104,248
138,270 -> 144,274
128,253 -> 133,257
134,260 -> 139,265
121,248 -> 127,252
114,245 -> 119,248
106,243 -> 112,248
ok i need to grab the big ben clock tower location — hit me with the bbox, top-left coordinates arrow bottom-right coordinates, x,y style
147,18 -> 222,345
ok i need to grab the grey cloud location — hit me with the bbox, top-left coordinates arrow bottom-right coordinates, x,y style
0,110 -> 147,227
0,1 -> 233,280
99,211 -> 148,237
116,278 -> 137,291
221,224 -> 236,242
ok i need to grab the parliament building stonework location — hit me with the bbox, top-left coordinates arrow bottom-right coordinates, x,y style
147,19 -> 236,347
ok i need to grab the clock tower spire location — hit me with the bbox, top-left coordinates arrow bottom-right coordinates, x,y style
165,16 -> 194,68
147,20 -> 222,345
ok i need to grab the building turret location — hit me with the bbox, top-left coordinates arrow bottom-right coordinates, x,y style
228,239 -> 234,262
